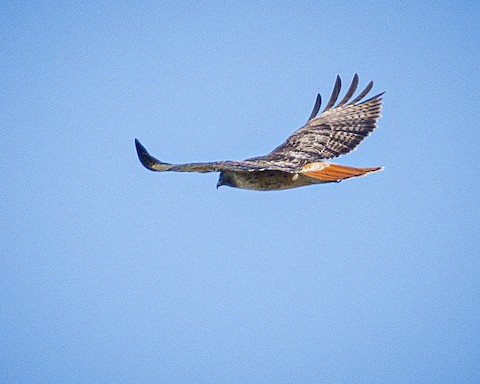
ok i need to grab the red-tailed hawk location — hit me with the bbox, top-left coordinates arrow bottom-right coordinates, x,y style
135,74 -> 384,191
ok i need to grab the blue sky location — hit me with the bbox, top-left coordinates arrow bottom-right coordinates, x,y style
1,1 -> 479,383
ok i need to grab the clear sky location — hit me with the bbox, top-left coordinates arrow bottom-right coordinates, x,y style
1,1 -> 479,383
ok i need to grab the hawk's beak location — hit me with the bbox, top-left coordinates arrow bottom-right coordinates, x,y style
216,180 -> 223,189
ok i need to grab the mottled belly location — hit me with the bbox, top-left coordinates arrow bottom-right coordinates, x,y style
232,171 -> 325,191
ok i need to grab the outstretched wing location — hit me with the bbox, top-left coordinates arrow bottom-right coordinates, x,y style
135,139 -> 294,173
258,74 -> 384,167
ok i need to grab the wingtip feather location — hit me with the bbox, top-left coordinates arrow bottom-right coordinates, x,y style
337,73 -> 360,107
135,138 -> 172,171
306,93 -> 322,122
323,75 -> 342,112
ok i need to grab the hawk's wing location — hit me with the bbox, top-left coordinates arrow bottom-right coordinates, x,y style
256,74 -> 384,169
135,139 -> 291,173
135,74 -> 383,174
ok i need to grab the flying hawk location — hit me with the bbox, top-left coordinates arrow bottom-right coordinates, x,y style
135,74 -> 384,191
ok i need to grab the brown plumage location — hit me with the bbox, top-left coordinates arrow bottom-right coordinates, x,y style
135,74 -> 384,191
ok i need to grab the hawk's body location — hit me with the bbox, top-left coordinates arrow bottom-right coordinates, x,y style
135,74 -> 384,191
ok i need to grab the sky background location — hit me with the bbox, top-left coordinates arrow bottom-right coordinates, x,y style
1,1 -> 479,383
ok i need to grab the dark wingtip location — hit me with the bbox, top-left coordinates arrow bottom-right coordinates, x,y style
306,93 -> 322,122
135,138 -> 148,161
135,138 -> 158,171
322,75 -> 342,112
135,139 -> 173,172
135,138 -> 149,167
348,80 -> 374,105
135,138 -> 143,156
134,138 -> 142,151
337,73 -> 360,107
362,91 -> 386,103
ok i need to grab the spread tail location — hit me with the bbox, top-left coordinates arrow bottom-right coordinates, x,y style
301,162 -> 383,182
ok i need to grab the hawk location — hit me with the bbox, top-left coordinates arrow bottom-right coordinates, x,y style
135,74 -> 384,191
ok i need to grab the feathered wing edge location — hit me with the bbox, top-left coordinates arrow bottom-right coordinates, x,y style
305,74 -> 384,121
279,74 -> 384,161
135,139 -> 279,173
135,139 -> 221,172
135,139 -> 171,171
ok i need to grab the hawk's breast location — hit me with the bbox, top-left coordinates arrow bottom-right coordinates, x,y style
230,170 -> 325,191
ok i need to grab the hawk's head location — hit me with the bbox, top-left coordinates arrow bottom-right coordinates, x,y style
217,171 -> 235,189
